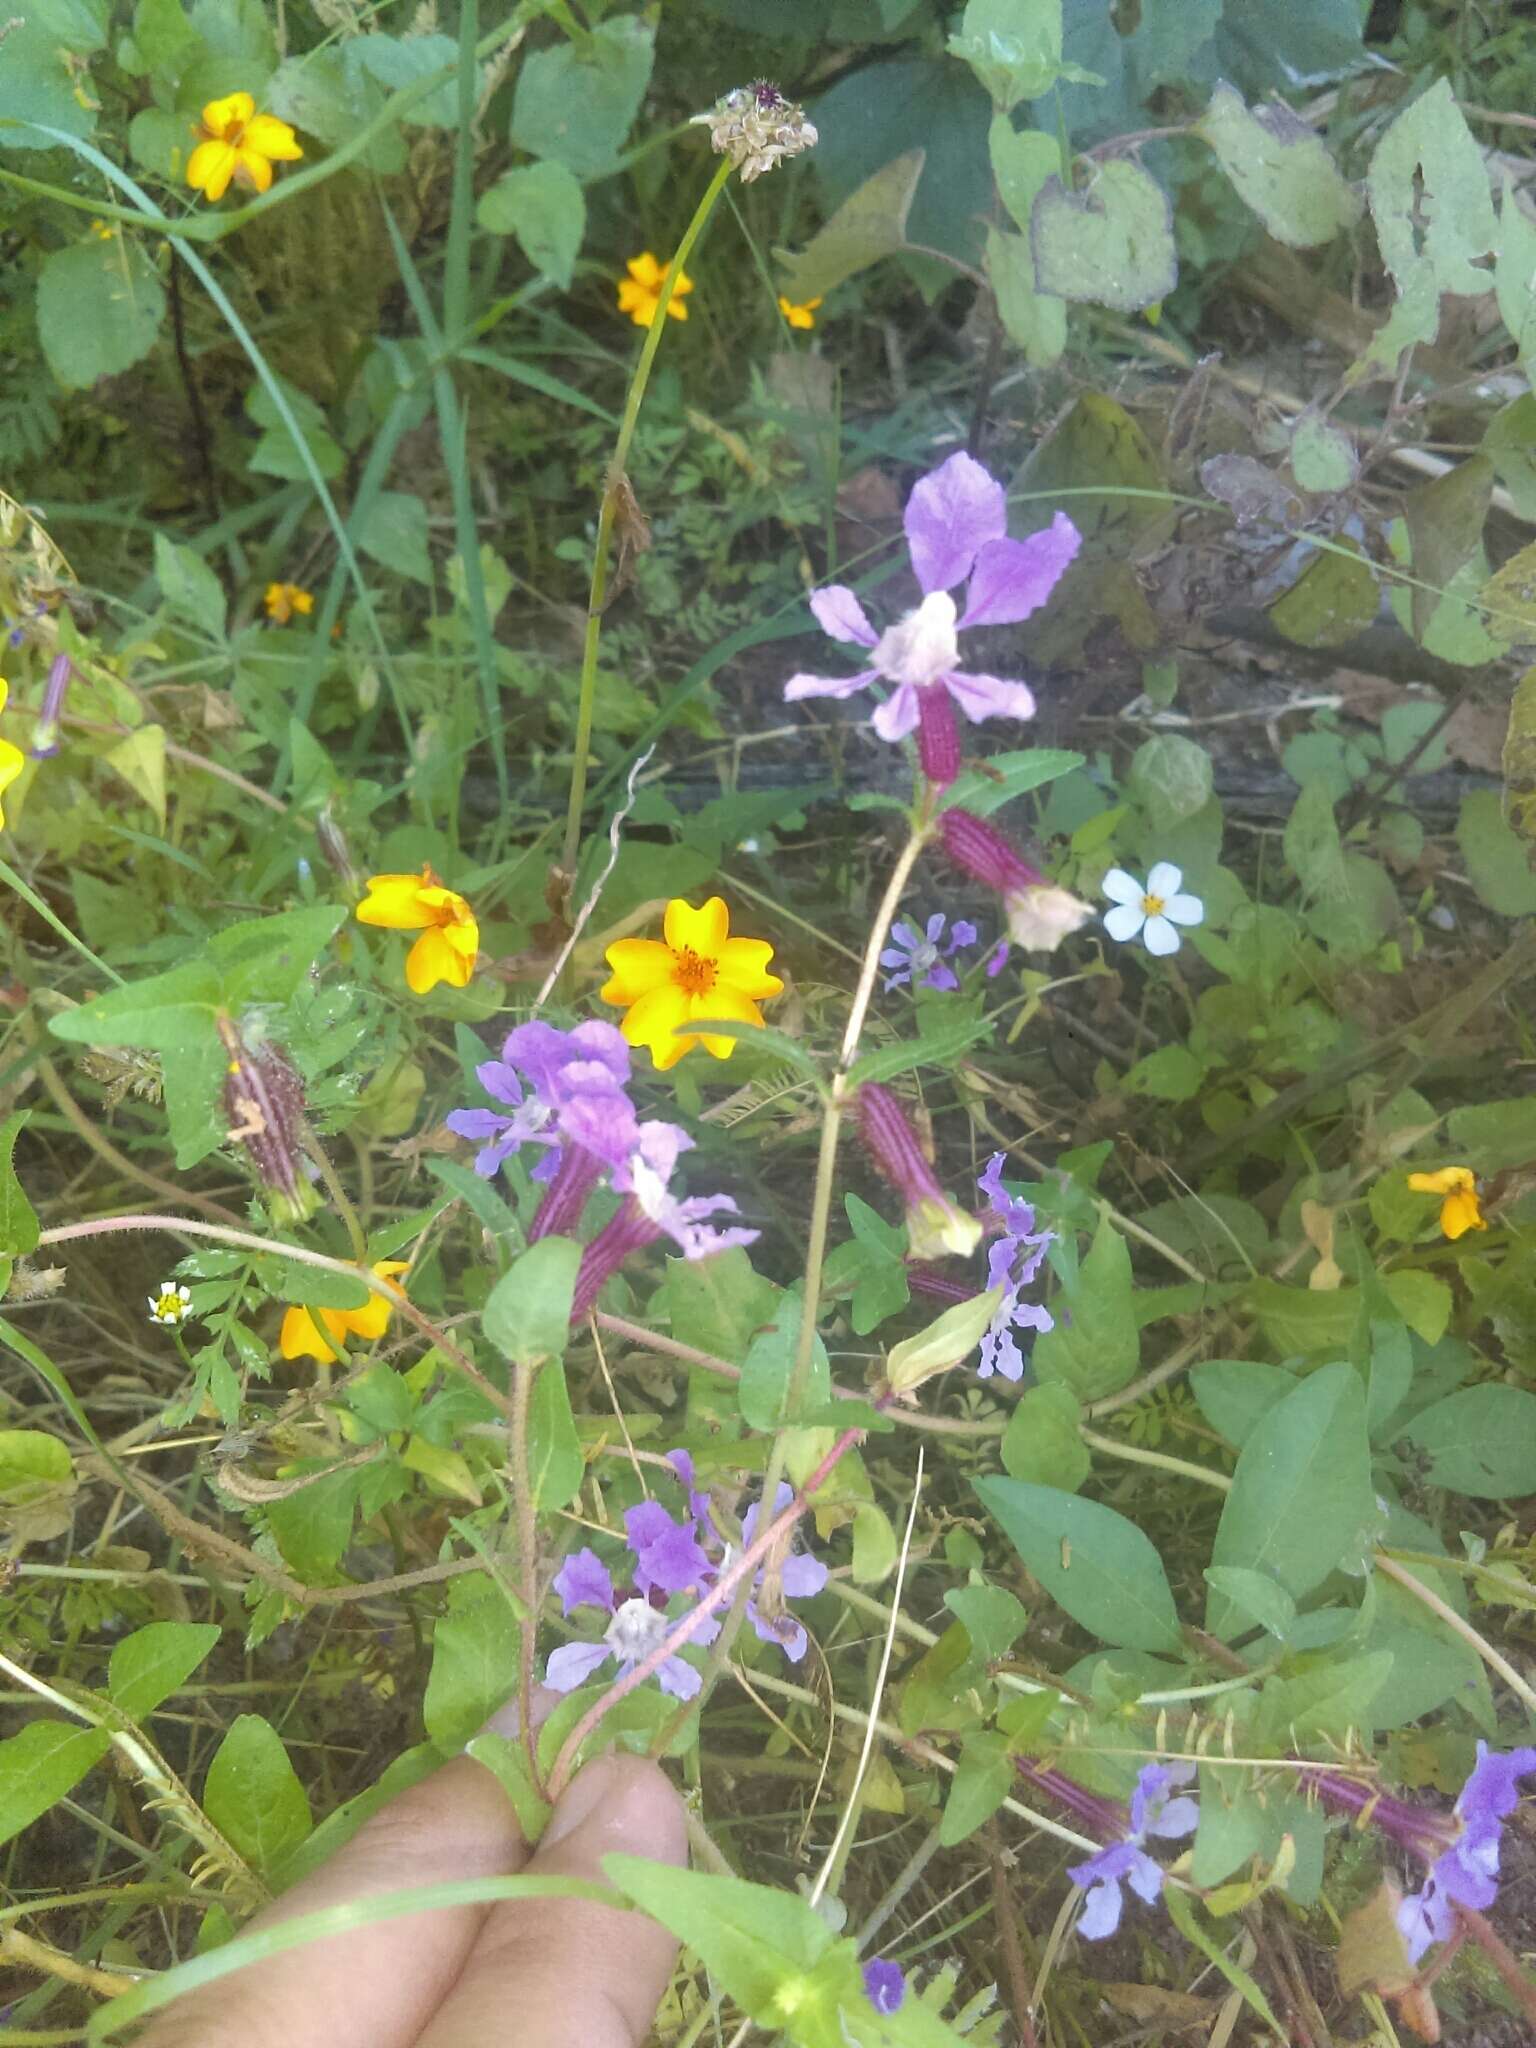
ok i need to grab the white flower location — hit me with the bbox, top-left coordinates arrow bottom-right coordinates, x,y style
1102,864 -> 1204,957
147,1281 -> 193,1326
1006,883 -> 1095,950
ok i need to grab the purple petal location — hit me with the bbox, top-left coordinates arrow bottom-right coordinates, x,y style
905,451 -> 1006,594
986,940 -> 1010,977
655,1654 -> 702,1701
633,1516 -> 711,1596
948,920 -> 978,950
863,1959 -> 906,2014
544,1639 -> 612,1692
810,584 -> 878,646
625,1501 -> 676,1554
784,667 -> 878,702
925,912 -> 947,943
499,1022 -> 576,1101
749,1606 -> 809,1661
445,1107 -> 508,1142
922,962 -> 959,992
870,679 -> 921,742
665,1448 -> 696,1488
942,670 -> 1037,726
780,1550 -> 829,1599
552,1546 -> 615,1616
1398,1880 -> 1456,1964
530,1145 -> 563,1184
563,1020 -> 632,1084
559,1086 -> 640,1169
959,513 -> 1081,627
1075,1876 -> 1123,1940
473,1059 -> 525,1109
1125,1848 -> 1165,1908
1458,1744 -> 1536,1829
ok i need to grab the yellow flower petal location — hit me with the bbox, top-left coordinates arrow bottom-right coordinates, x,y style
187,138 -> 238,200
0,737 -> 24,832
627,252 -> 664,288
0,679 -> 10,716
689,981 -> 762,1060
243,113 -> 302,160
620,984 -> 694,1070
716,936 -> 784,1001
235,146 -> 275,194
406,926 -> 473,994
201,91 -> 255,136
601,938 -> 676,1003
280,1304 -> 338,1364
356,872 -> 434,930
340,1260 -> 410,1340
1440,1189 -> 1487,1240
665,895 -> 730,956
1407,1167 -> 1475,1196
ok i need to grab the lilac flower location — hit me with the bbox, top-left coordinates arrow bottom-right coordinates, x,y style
1397,1744 -> 1536,1962
613,1120 -> 758,1260
784,451 -> 1080,785
880,912 -> 979,992
641,1459 -> 828,1664
976,1154 -> 1055,1382
737,1483 -> 830,1660
1067,1763 -> 1199,1940
445,1019 -> 634,1182
862,1959 -> 906,2013
544,1544 -> 702,1701
1102,865 -> 1204,958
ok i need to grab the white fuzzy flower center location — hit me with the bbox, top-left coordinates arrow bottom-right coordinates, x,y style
605,1596 -> 671,1664
910,939 -> 940,972
874,591 -> 959,686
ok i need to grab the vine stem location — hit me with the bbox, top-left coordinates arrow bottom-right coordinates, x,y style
559,155 -> 734,884
1457,1907 -> 1536,2027
37,1214 -> 512,1418
542,1422 -> 865,1802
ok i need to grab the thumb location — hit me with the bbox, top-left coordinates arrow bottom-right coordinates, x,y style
413,1753 -> 688,2048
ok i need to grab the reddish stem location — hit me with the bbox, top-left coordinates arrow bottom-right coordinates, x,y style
916,685 -> 961,786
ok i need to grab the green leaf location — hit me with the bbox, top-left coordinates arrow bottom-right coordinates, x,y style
464,1730 -> 552,1839
1127,734 -> 1213,831
203,1715 -> 313,1874
1404,456 -> 1494,644
948,0 -> 1074,108
482,1237 -> 580,1368
740,1292 -> 830,1430
944,1582 -> 1028,1663
1000,1381 -> 1088,1491
0,1722 -> 111,1847
1196,83 -> 1362,248
1243,1275 -> 1358,1357
1290,411 -> 1358,494
528,1358 -> 582,1511
108,1621 -> 221,1722
351,31 -> 458,124
1031,1214 -> 1138,1401
985,222 -> 1067,367
1253,1651 -> 1396,1745
1121,1044 -> 1206,1103
846,1008 -> 997,1087
354,490 -> 432,584
940,1731 -> 1013,1846
508,15 -> 654,178
422,1574 -> 519,1750
1031,160 -> 1177,313
1201,1567 -> 1295,1641
941,747 -> 1084,817
1163,1883 -> 1283,2032
0,1112 -> 39,1255
0,16 -> 100,150
976,1476 -> 1183,1652
1206,1363 -> 1377,1639
1366,77 -> 1497,355
153,532 -> 225,640
1456,790 -> 1536,916
1268,543 -> 1379,648
36,237 -> 166,390
264,1466 -> 361,1580
477,161 -> 586,289
776,149 -> 926,304
1398,1385 -> 1536,1498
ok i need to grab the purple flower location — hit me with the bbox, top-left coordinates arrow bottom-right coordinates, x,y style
612,1120 -> 759,1260
862,1958 -> 906,2013
1068,1763 -> 1199,1940
642,1459 -> 828,1665
880,912 -> 980,992
544,1544 -> 703,1701
976,1154 -> 1055,1382
1397,1744 -> 1536,1963
445,1019 -> 635,1182
30,653 -> 72,759
737,1483 -> 830,1661
784,452 -> 1080,785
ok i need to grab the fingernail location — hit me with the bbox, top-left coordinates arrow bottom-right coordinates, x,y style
543,1756 -> 621,1847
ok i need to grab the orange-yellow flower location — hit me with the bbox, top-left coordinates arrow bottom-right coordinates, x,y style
617,251 -> 693,329
186,92 -> 302,203
601,896 -> 783,1072
264,581 -> 314,624
279,1260 -> 410,1364
0,681 -> 25,829
777,294 -> 822,330
1407,1166 -> 1487,1241
356,866 -> 479,995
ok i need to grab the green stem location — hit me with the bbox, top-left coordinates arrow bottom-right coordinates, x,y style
559,155 -> 734,884
508,1358 -> 545,1793
302,1130 -> 367,1264
1080,1426 -> 1232,1491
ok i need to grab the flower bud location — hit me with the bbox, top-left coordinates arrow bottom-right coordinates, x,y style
219,1016 -> 318,1225
941,810 -> 1091,951
691,81 -> 818,182
885,1287 -> 1005,1392
1004,883 -> 1094,950
856,1083 -> 982,1260
30,654 -> 72,759
917,685 -> 960,787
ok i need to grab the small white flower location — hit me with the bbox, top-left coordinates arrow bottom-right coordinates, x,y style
1102,863 -> 1204,957
147,1281 -> 192,1327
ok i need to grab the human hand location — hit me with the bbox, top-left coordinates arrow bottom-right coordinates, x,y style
137,1730 -> 686,2048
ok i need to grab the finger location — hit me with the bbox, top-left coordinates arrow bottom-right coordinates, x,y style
137,1750 -> 529,2048
415,1753 -> 687,2048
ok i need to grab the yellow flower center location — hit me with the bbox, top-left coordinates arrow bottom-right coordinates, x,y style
671,946 -> 717,996
1142,893 -> 1165,916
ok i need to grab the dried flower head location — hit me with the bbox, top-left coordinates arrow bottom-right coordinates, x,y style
691,81 -> 818,182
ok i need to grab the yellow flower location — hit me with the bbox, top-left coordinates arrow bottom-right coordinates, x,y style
90,218 -> 118,241
601,895 -> 783,1072
280,1260 -> 410,1364
777,294 -> 822,330
617,251 -> 693,329
186,91 -> 302,203
264,581 -> 314,624
1407,1166 -> 1487,1241
0,681 -> 25,830
356,866 -> 479,995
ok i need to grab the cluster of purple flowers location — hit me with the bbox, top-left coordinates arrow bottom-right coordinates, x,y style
445,1020 -> 754,1313
880,911 -> 1008,993
543,1450 -> 830,1701
1020,1759 -> 1199,1940
976,1153 -> 1055,1382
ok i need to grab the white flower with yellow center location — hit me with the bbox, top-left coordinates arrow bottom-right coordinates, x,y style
147,1282 -> 192,1327
1102,864 -> 1204,957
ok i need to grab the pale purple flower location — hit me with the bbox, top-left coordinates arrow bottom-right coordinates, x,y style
881,912 -> 979,992
738,1483 -> 830,1660
645,1460 -> 828,1664
1068,1763 -> 1198,1940
862,1959 -> 906,2013
976,1154 -> 1055,1381
612,1119 -> 758,1260
544,1544 -> 702,1701
784,451 -> 1080,783
445,1019 -> 634,1181
1102,864 -> 1204,958
1397,1743 -> 1536,1963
